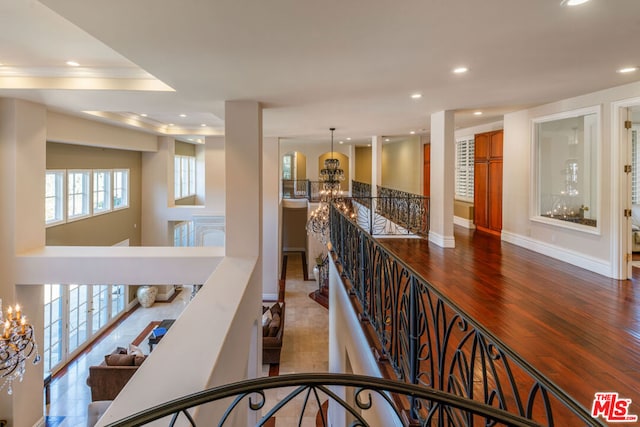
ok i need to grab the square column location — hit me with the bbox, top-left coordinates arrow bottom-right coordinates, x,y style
224,101 -> 263,258
0,99 -> 46,427
429,110 -> 456,248
371,136 -> 383,197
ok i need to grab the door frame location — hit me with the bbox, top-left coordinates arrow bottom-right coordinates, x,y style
613,98 -> 640,279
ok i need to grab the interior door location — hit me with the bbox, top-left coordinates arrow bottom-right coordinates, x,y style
423,144 -> 430,197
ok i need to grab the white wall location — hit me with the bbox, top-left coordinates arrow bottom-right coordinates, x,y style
381,136 -> 422,194
47,111 -> 158,152
96,256 -> 260,426
328,258 -> 403,427
502,80 -> 640,278
141,136 -> 225,246
279,140 -> 351,186
263,137 -> 280,299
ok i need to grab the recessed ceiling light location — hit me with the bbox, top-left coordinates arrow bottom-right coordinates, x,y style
346,137 -> 351,141
385,138 -> 390,142
411,93 -> 422,99
140,113 -> 148,117
561,0 -> 590,6
66,60 -> 80,67
474,111 -> 483,116
410,131 -> 416,135
367,144 -> 372,147
618,67 -> 638,74
200,123 -> 207,127
339,140 -> 344,144
179,114 -> 187,118
453,67 -> 468,74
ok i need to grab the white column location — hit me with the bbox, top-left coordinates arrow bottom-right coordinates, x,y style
224,100 -> 263,258
0,98 -> 46,427
429,110 -> 456,248
371,136 -> 383,197
262,136 -> 279,300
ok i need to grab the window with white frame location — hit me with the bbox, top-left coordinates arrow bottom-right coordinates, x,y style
534,107 -> 599,229
43,284 -> 63,376
455,137 -> 475,201
67,170 -> 91,220
45,170 -> 65,225
113,169 -> 129,209
175,155 -> 196,199
174,221 -> 195,247
45,168 -> 130,225
93,170 -> 112,214
43,283 -> 128,377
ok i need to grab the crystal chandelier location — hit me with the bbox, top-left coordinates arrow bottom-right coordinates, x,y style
1,302 -> 41,394
307,128 -> 345,244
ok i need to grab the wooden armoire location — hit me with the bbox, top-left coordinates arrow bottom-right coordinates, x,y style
474,130 -> 503,236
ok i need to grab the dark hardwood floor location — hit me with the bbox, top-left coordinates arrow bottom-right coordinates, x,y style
379,226 -> 640,414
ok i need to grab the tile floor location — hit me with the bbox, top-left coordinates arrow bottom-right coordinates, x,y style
45,257 -> 329,427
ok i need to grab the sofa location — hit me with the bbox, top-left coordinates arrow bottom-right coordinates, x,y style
262,302 -> 285,364
86,346 -> 146,401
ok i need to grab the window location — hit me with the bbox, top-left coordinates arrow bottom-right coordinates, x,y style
93,170 -> 112,214
174,221 -> 195,247
43,283 -> 128,377
45,170 -> 65,225
44,168 -> 130,224
43,285 -> 63,375
533,107 -> 600,230
455,137 -> 474,201
175,155 -> 196,199
113,169 -> 129,209
67,170 -> 91,220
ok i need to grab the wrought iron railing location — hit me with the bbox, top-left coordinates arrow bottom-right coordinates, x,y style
282,179 -> 347,202
282,179 -> 313,201
349,182 -> 429,236
352,180 -> 372,199
329,204 -> 603,427
105,373 -> 544,427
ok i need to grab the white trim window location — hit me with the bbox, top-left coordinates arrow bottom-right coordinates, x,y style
455,137 -> 475,202
113,169 -> 130,209
67,170 -> 91,220
175,155 -> 196,199
93,170 -> 112,214
45,170 -> 66,226
174,221 -> 195,247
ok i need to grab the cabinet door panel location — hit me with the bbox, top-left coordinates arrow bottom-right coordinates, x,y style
474,162 -> 489,228
475,133 -> 490,160
490,131 -> 503,158
489,160 -> 503,231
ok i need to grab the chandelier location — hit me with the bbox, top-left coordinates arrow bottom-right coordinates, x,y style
307,128 -> 345,244
1,302 -> 41,394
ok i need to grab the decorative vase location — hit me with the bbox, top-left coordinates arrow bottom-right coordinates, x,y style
137,285 -> 158,308
313,266 -> 319,283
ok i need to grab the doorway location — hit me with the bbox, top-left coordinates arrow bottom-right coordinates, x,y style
626,106 -> 640,276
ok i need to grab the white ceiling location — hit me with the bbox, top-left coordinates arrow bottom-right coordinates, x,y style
1,0 -> 639,143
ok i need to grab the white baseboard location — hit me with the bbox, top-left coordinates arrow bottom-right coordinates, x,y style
156,287 -> 175,301
33,417 -> 45,427
453,216 -> 475,229
262,293 -> 278,301
429,231 -> 456,248
501,230 -> 613,278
